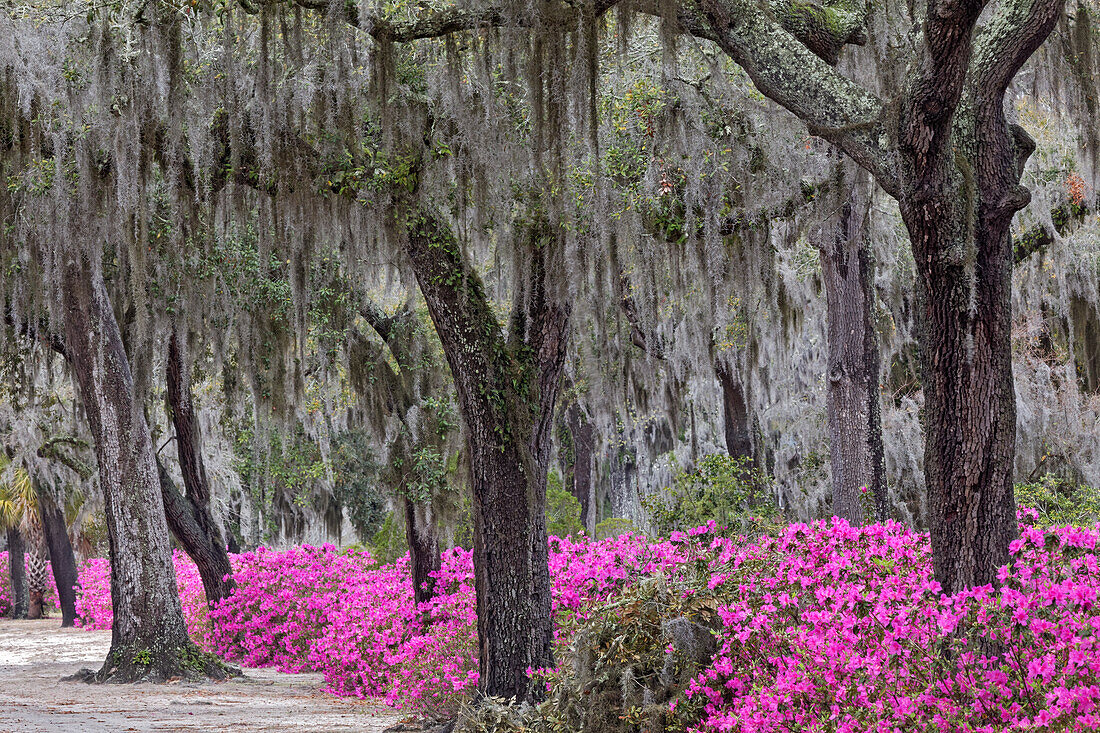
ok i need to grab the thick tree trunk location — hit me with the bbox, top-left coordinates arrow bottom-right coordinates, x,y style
402,207 -> 568,703
901,198 -> 1019,594
6,527 -> 28,619
899,111 -> 1032,594
403,495 -> 441,606
164,331 -> 235,606
37,489 -> 79,627
692,0 -> 1063,597
815,162 -> 888,525
60,261 -> 229,682
566,403 -> 596,534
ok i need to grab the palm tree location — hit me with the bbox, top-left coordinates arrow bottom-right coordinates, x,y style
0,454 -> 47,619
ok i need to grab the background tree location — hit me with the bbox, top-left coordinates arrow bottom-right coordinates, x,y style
0,456 -> 33,619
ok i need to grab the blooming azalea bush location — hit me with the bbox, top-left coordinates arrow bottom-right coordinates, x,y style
533,514 -> 1100,732
0,550 -> 61,616
73,556 -> 111,627
72,514 -> 1100,730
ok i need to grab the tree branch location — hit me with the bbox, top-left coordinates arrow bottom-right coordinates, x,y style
969,0 -> 1065,104
898,0 -> 986,183
619,268 -> 665,358
37,439 -> 94,481
693,0 -> 898,196
3,306 -> 69,360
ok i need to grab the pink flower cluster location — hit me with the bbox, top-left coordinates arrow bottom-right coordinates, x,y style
70,516 -> 1100,730
683,516 -> 1100,732
73,557 -> 111,627
0,550 -> 61,615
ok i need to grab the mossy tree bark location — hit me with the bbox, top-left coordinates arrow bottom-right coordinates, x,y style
163,331 -> 236,607
813,160 -> 888,525
401,205 -> 569,703
60,258 -> 230,682
890,2 -> 1063,593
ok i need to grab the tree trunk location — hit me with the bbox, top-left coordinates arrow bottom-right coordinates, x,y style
6,527 -> 27,619
903,206 -> 1018,594
815,161 -> 888,525
164,331 -> 235,606
403,495 -> 441,606
566,403 -> 596,535
690,0 -> 1063,597
715,360 -> 754,464
37,489 -> 79,627
898,105 -> 1037,594
60,260 -> 229,682
23,523 -> 48,620
157,463 -> 235,607
402,207 -> 568,703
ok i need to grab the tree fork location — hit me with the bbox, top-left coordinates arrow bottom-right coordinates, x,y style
400,204 -> 567,703
60,259 -> 234,683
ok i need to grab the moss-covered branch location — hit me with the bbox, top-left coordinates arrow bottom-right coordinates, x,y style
37,437 -> 94,481
1012,198 -> 1092,264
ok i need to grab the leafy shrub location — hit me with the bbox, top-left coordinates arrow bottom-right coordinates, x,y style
595,517 -> 635,540
643,454 -> 780,537
370,510 -> 408,565
1015,474 -> 1100,527
546,482 -> 584,538
330,431 -> 387,542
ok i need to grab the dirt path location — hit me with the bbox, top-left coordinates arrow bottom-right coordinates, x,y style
0,619 -> 408,733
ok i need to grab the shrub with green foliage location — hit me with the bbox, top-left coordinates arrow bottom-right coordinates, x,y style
643,454 -> 781,537
595,517 -> 636,540
370,511 -> 407,565
546,471 -> 585,538
1015,474 -> 1100,527
331,431 -> 387,542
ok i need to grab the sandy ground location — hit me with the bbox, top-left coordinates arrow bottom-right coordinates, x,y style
0,619 -> 408,733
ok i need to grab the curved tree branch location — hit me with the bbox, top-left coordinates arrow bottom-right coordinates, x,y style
694,0 -> 898,195
969,0 -> 1066,103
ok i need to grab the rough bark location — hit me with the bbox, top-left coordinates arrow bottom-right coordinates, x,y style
892,0 -> 1065,594
814,161 -> 888,525
60,260 -> 231,682
689,0 -> 1064,593
401,205 -> 569,703
6,527 -> 27,619
164,331 -> 235,606
36,488 -> 79,627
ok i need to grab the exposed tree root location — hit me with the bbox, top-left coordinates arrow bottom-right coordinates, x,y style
65,642 -> 240,684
